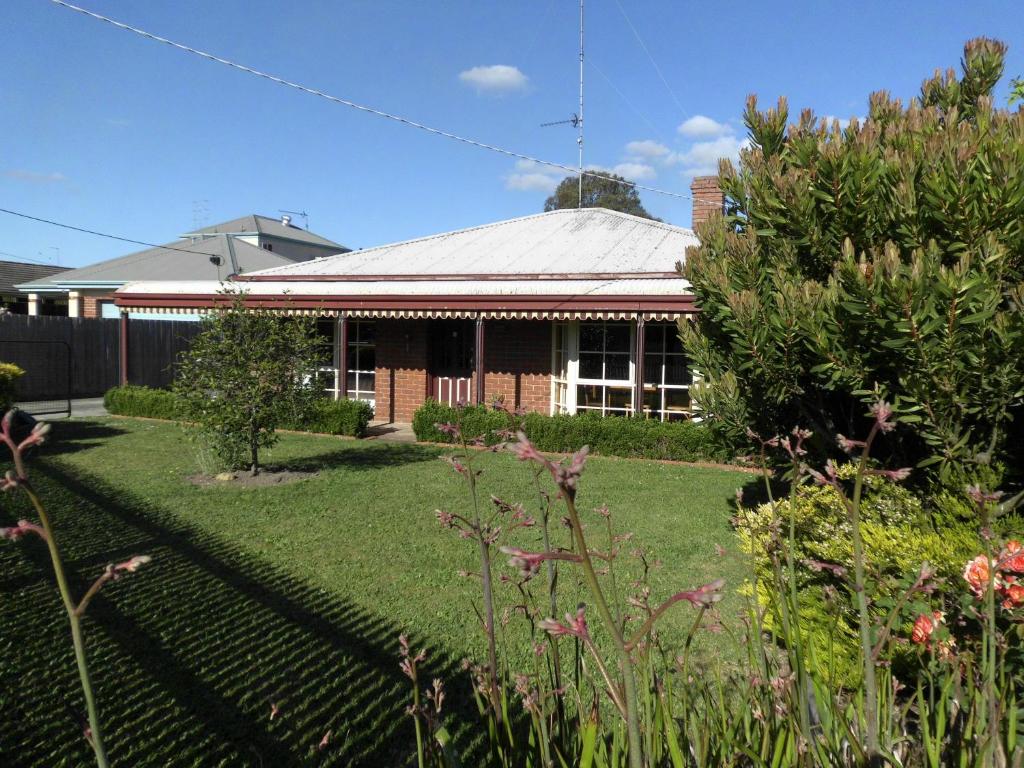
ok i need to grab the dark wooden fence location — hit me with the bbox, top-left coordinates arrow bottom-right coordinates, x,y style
0,314 -> 201,399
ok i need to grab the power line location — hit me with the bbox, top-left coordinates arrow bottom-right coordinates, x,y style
48,0 -> 716,204
0,249 -> 59,266
0,207 -> 225,258
611,0 -> 688,119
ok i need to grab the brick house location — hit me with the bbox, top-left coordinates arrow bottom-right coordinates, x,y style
115,178 -> 723,423
17,214 -> 346,318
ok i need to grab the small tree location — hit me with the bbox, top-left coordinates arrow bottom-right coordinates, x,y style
175,291 -> 321,475
543,172 -> 659,220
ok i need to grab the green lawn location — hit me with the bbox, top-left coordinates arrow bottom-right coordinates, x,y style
0,418 -> 753,766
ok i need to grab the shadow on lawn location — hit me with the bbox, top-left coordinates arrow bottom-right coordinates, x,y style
268,441 -> 440,475
0,456 -> 480,767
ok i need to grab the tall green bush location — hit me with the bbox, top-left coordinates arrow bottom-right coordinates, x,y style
681,38 -> 1024,482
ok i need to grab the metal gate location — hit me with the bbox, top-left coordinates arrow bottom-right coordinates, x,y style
0,340 -> 72,417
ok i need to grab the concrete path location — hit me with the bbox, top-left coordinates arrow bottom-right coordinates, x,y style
17,397 -> 108,420
364,421 -> 416,442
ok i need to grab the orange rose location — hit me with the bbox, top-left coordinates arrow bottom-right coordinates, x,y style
963,555 -> 995,597
911,611 -> 944,645
1000,581 -> 1024,610
999,540 -> 1024,574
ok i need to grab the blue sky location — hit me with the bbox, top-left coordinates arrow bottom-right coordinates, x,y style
2,0 -> 1022,268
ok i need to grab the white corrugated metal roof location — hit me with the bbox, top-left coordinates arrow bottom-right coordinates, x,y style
120,277 -> 690,297
247,208 -> 696,278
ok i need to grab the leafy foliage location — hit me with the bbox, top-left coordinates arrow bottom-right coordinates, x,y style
104,385 -> 181,420
104,384 -> 373,438
736,469 -> 983,683
173,292 -> 321,474
298,397 -> 373,438
543,173 -> 659,220
412,400 -> 726,462
0,362 -> 25,411
681,38 -> 1024,482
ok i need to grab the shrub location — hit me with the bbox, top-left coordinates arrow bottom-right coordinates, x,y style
736,468 -> 982,683
411,399 -> 728,463
104,385 -> 371,437
293,398 -> 373,438
104,384 -> 181,420
0,362 -> 25,411
682,37 -> 1024,481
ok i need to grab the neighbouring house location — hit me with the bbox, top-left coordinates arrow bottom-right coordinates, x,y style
114,178 -> 724,422
0,260 -> 71,315
16,214 -> 348,318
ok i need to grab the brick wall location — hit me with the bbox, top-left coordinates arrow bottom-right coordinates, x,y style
690,175 -> 725,229
483,320 -> 552,413
372,318 -> 553,423
81,292 -> 116,318
374,319 -> 428,423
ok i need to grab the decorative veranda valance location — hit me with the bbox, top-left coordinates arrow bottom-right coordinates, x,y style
118,306 -> 690,321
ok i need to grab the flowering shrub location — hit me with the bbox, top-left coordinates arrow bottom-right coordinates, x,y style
404,401 -> 1023,767
735,469 -> 984,683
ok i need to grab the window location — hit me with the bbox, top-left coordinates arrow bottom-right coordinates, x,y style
642,323 -> 692,421
548,320 -> 694,420
575,321 -> 634,416
551,322 -> 571,414
346,319 -> 376,403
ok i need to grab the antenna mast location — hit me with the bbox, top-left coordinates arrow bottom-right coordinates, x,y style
577,0 -> 584,208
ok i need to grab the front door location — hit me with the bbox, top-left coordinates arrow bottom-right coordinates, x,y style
428,319 -> 474,405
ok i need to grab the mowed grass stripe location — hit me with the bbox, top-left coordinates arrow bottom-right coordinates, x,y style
0,418 -> 749,765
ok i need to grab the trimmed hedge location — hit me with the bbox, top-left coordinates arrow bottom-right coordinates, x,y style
412,399 -> 729,463
104,384 -> 180,420
104,385 -> 373,438
299,397 -> 373,438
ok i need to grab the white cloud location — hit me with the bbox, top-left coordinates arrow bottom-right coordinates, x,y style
458,65 -> 529,94
624,139 -> 670,159
675,135 -> 750,177
3,169 -> 68,184
505,171 -> 560,193
677,115 -> 733,139
612,162 -> 657,181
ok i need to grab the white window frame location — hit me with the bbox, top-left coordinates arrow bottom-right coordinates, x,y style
641,321 -> 692,421
549,319 -> 697,419
346,319 -> 376,406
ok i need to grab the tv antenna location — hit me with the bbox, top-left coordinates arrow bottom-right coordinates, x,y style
540,114 -> 581,129
538,0 -> 584,207
278,209 -> 309,230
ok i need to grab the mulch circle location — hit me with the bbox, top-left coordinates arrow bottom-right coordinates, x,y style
188,469 -> 318,488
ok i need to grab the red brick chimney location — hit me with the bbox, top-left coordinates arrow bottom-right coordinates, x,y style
689,175 -> 725,229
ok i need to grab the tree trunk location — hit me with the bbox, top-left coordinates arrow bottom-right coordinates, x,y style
250,437 -> 259,477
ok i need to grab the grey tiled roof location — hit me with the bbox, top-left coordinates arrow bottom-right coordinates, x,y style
0,260 -> 70,294
185,215 -> 346,249
18,237 -> 309,286
18,214 -> 347,289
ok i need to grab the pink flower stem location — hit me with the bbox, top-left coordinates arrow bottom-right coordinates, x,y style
563,492 -> 644,768
847,421 -> 882,763
17,474 -> 110,768
456,430 -> 503,725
